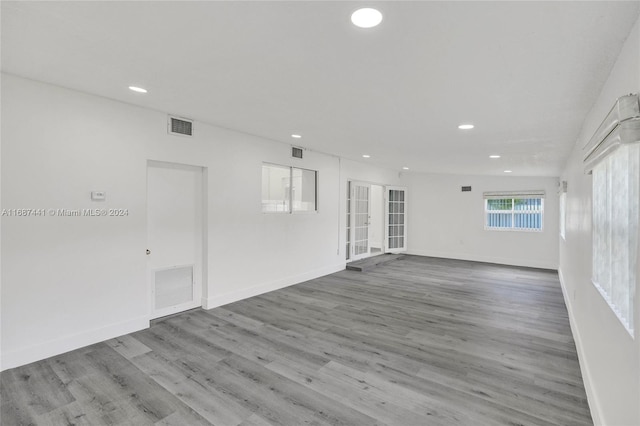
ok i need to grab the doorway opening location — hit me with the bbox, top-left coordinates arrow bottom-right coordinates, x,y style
346,181 -> 407,262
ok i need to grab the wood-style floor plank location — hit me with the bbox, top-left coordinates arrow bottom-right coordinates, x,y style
1,256 -> 592,425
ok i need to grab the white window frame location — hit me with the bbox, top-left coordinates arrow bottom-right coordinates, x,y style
483,191 -> 545,232
261,163 -> 318,214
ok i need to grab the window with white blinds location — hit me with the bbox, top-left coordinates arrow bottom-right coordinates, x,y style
591,143 -> 639,335
484,191 -> 545,232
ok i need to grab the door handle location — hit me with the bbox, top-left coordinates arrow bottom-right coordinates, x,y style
146,249 -> 151,255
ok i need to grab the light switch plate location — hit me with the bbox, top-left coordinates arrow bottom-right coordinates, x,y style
91,191 -> 106,201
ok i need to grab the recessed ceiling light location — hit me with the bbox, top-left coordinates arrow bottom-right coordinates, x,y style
351,8 -> 383,28
402,167 -> 409,170
291,134 -> 302,139
362,154 -> 371,158
504,170 -> 513,173
128,86 -> 147,93
489,155 -> 501,159
458,124 -> 474,130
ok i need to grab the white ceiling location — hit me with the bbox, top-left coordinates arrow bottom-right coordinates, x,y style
3,1 -> 639,176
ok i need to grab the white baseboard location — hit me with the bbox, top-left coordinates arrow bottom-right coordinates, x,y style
203,262 -> 346,310
405,249 -> 558,270
558,268 -> 602,426
1,315 -> 149,372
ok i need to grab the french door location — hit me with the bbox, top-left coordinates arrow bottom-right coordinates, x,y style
347,182 -> 407,260
385,186 -> 407,253
350,182 -> 371,261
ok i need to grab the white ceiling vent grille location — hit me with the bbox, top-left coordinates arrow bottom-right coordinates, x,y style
168,116 -> 193,137
291,146 -> 304,159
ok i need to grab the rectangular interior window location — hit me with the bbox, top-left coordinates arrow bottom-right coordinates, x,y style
262,164 -> 291,212
592,144 -> 638,335
292,168 -> 317,212
484,192 -> 544,231
262,163 -> 317,213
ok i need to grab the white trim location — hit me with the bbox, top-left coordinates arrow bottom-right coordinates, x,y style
405,249 -> 558,270
558,269 -> 603,426
1,315 -> 149,372
203,263 -> 345,309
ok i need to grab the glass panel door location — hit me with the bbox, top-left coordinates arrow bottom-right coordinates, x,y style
385,186 -> 407,253
351,182 -> 371,261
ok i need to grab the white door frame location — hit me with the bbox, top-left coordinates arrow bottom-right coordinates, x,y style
146,160 -> 207,320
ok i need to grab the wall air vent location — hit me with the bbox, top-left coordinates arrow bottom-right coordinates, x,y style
292,146 -> 304,159
168,116 -> 193,136
461,186 -> 472,192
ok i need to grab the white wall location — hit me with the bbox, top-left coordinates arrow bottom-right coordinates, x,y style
402,173 -> 559,269
0,74 -> 408,371
558,16 -> 640,426
0,74 -> 351,370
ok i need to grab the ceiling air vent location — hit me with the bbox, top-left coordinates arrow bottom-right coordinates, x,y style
291,146 -> 304,159
168,116 -> 193,136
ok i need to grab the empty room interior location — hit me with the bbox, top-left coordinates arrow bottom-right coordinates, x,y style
1,1 -> 640,425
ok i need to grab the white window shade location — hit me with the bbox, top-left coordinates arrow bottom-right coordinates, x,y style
584,93 -> 640,173
587,93 -> 640,336
592,144 -> 639,335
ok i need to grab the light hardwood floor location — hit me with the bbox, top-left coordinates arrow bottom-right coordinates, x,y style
1,256 -> 592,425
